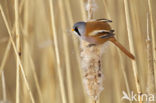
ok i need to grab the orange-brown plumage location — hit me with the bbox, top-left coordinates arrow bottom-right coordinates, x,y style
85,21 -> 112,44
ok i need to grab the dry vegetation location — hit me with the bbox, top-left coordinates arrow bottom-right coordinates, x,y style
0,0 -> 156,103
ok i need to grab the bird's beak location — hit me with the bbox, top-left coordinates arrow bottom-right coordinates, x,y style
72,29 -> 74,31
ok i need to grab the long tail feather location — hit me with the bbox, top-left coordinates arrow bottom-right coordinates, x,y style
110,38 -> 135,60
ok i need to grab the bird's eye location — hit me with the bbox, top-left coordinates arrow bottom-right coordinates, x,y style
75,27 -> 81,36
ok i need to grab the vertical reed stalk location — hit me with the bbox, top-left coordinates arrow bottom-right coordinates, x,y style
147,0 -> 156,88
23,0 -> 28,36
58,0 -> 75,103
102,1 -> 123,102
22,1 -> 31,102
15,0 -> 21,103
49,0 -> 67,103
64,0 -> 81,72
1,71 -> 7,102
146,13 -> 155,94
19,0 -> 25,14
123,0 -> 142,102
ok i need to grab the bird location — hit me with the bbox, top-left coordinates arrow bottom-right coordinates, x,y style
72,19 -> 135,60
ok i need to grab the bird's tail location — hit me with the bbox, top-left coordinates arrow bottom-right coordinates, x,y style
110,38 -> 135,60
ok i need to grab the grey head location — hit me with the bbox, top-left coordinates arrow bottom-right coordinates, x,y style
73,22 -> 86,36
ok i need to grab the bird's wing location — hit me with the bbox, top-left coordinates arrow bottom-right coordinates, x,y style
96,18 -> 112,22
99,33 -> 114,39
89,29 -> 115,39
88,18 -> 112,23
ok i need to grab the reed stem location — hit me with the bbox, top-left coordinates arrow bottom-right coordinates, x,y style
58,0 -> 74,102
146,13 -> 155,94
1,71 -> 7,102
15,0 -> 21,102
147,0 -> 156,88
49,0 -> 67,103
123,0 -> 142,102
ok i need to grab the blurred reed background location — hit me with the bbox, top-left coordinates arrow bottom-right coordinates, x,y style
0,0 -> 156,103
